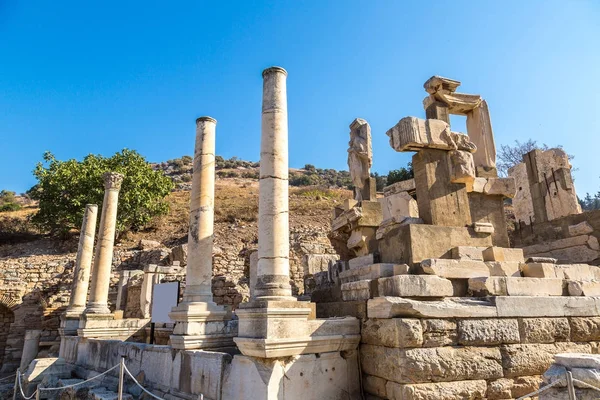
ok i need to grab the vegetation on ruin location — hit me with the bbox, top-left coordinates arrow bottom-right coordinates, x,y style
386,163 -> 414,186
497,139 -> 574,177
29,149 -> 174,237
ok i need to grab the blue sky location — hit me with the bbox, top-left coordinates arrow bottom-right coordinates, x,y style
1,1 -> 599,195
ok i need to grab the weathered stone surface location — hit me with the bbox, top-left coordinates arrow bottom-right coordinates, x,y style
361,319 -> 423,348
341,280 -> 373,301
421,319 -> 457,347
568,280 -> 600,296
510,375 -> 544,398
570,317 -> 600,342
526,257 -> 558,264
422,259 -> 490,279
360,344 -> 503,384
349,254 -> 377,270
377,275 -> 453,298
484,177 -> 516,198
556,263 -> 600,280
384,179 -> 416,195
473,222 -> 494,233
521,262 -> 559,278
483,247 -> 525,263
451,246 -> 485,261
554,353 -> 600,369
535,245 -> 600,264
485,378 -> 513,400
380,191 -> 419,222
519,318 -> 570,343
448,149 -> 476,186
386,117 -> 476,153
501,343 -> 591,377
569,221 -> 594,236
386,379 -> 487,400
457,319 -> 520,345
524,235 -> 590,255
495,296 -> 600,317
486,261 -> 521,277
339,263 -> 406,284
540,388 -> 600,400
368,297 -> 498,319
305,254 -> 338,274
363,374 -> 387,398
469,277 -> 563,296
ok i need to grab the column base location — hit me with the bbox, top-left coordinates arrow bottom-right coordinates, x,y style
83,302 -> 111,315
59,312 -> 82,337
235,300 -> 360,358
169,301 -> 237,350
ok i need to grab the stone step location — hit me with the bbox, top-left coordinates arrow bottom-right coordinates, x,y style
339,263 -> 409,284
422,258 -> 523,278
468,277 -> 564,297
89,387 -> 133,400
377,275 -> 453,297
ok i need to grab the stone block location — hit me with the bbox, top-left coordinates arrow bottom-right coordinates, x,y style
457,319 -> 520,345
570,317 -> 600,341
568,280 -> 600,296
383,179 -> 416,195
519,318 -> 570,343
360,344 -> 502,384
368,297 -> 498,319
378,224 -> 493,266
556,263 -> 600,280
527,257 -> 558,264
421,259 -> 490,278
448,149 -> 476,186
361,318 -> 423,348
341,280 -> 373,301
305,254 -> 338,275
348,253 -> 378,270
451,246 -> 485,261
484,177 -> 516,198
469,177 -> 487,193
381,191 -> 418,221
569,221 -> 594,236
536,246 -> 600,264
483,247 -> 525,262
495,296 -> 600,317
487,261 -> 522,277
420,319 -> 457,347
473,222 -> 494,233
363,375 -> 387,398
386,379 -> 487,400
386,117 -> 476,153
523,235 -> 590,255
469,277 -> 564,297
554,353 -> 600,369
377,275 -> 453,297
316,301 -> 367,320
339,263 -> 403,284
521,263 -> 559,278
501,343 -> 591,378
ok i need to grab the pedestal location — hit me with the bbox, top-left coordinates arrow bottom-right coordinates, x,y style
169,302 -> 237,349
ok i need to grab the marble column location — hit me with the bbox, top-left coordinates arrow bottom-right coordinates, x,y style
169,117 -> 235,349
85,172 -> 123,315
255,66 -> 293,300
65,204 -> 98,316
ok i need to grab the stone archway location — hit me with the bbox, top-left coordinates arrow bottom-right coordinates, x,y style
0,304 -> 14,371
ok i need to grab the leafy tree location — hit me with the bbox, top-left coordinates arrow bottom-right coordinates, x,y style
386,163 -> 414,186
371,172 -> 387,192
497,139 -> 574,177
579,192 -> 600,211
29,149 -> 174,237
0,190 -> 22,212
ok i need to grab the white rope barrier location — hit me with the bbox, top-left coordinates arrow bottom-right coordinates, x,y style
123,364 -> 165,400
38,364 -> 120,392
0,374 -> 16,383
16,371 -> 37,400
572,378 -> 600,393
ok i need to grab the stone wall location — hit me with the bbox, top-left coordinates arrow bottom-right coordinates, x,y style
360,315 -> 600,399
0,305 -> 14,369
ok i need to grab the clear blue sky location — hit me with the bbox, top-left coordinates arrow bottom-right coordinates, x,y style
1,1 -> 599,195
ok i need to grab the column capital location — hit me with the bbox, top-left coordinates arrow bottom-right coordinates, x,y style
103,172 -> 124,190
196,116 -> 217,125
262,66 -> 287,77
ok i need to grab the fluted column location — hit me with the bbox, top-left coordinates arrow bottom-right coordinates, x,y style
182,117 -> 217,304
85,172 -> 123,314
66,204 -> 98,315
255,66 -> 293,300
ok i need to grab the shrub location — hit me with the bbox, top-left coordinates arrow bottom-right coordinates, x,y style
0,190 -> 22,212
387,163 -> 414,185
30,149 -> 174,237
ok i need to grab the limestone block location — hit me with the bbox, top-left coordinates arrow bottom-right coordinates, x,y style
523,235 -> 590,255
509,162 -> 534,223
486,378 -> 513,400
361,344 -> 502,384
570,317 -> 600,341
495,296 -> 600,317
344,198 -> 358,210
544,363 -> 600,391
568,280 -> 600,296
473,222 -> 494,233
448,149 -> 475,186
483,247 -> 525,263
519,318 -> 570,343
510,375 -> 545,398
457,319 -> 520,345
339,263 -> 406,284
363,375 -> 388,398
535,246 -> 600,264
540,388 -> 600,400
377,275 -> 453,297
341,280 -> 373,301
556,263 -> 599,280
420,319 -> 457,347
361,318 -> 423,348
527,257 -> 558,264
469,177 -> 488,193
484,177 -> 516,198
383,179 -> 416,195
487,261 -> 522,277
589,236 -> 600,250
554,353 -> 600,369
521,263 -> 559,278
470,277 -> 564,297
501,343 -> 591,377
349,254 -> 377,270
305,254 -> 338,275
386,379 -> 487,400
368,297 -> 498,319
386,117 -> 476,153
569,221 -> 594,236
451,246 -> 486,261
382,191 -> 419,221
421,259 -> 490,278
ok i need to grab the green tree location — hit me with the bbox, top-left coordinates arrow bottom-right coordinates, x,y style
30,149 -> 174,237
386,163 -> 414,186
0,190 -> 22,212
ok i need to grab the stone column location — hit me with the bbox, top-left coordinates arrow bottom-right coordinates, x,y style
255,66 -> 293,300
19,330 -> 41,371
65,204 -> 98,316
169,117 -> 235,350
85,172 -> 123,315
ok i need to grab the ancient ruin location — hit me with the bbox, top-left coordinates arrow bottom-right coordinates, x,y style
3,72 -> 600,400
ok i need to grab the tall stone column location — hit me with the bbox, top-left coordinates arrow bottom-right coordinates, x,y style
85,172 -> 123,315
169,117 -> 236,350
66,204 -> 98,316
255,66 -> 293,300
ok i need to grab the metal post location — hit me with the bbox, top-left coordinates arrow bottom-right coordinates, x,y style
12,372 -> 18,400
118,357 -> 125,400
566,370 -> 576,400
35,387 -> 40,400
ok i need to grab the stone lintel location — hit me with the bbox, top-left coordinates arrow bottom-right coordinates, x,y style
386,117 -> 476,153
